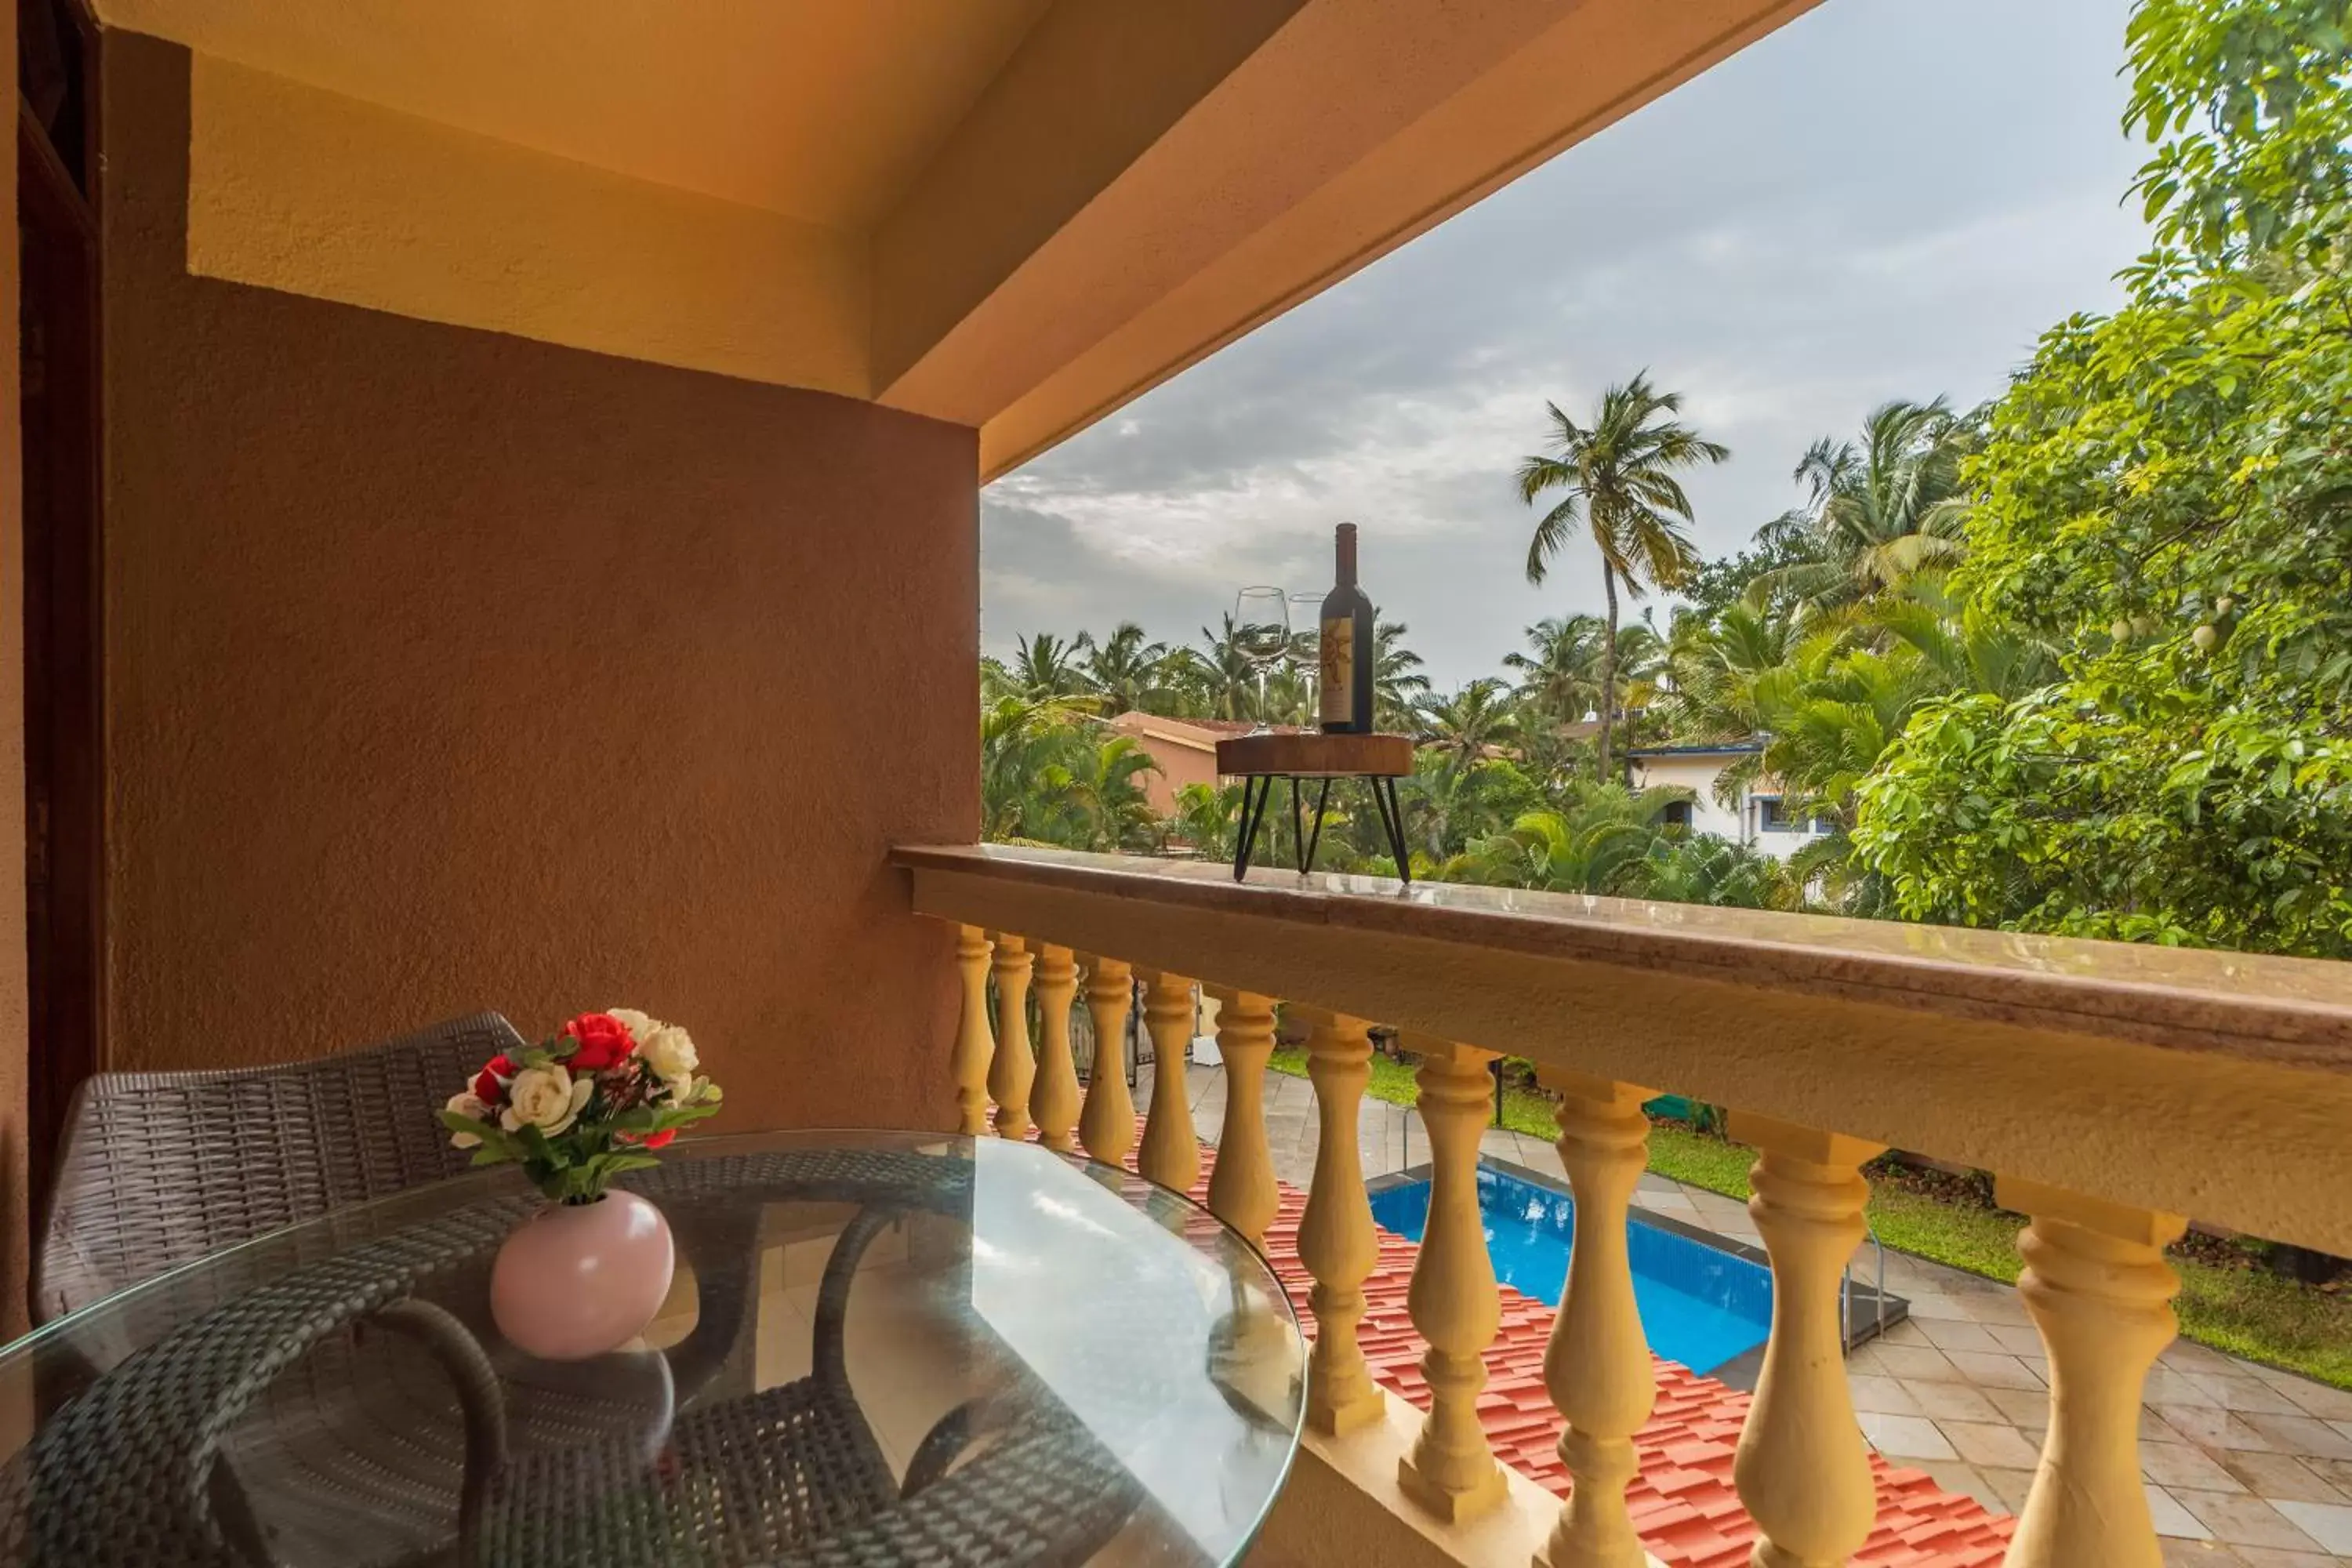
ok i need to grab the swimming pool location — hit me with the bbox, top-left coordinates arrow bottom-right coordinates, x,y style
1368,1162 -> 1777,1375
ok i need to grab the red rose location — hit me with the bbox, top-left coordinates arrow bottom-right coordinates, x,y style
622,1128 -> 677,1149
561,1012 -> 637,1072
473,1054 -> 516,1104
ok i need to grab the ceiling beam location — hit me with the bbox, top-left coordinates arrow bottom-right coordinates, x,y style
870,0 -> 1825,478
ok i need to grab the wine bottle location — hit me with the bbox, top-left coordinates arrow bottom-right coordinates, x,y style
1319,523 -> 1377,733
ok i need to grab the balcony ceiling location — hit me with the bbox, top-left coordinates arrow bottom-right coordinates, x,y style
98,0 -> 1824,477
96,0 -> 1058,229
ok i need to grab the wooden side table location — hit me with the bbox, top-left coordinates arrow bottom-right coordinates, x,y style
1212,731 -> 1417,885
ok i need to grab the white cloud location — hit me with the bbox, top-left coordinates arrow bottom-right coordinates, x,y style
982,0 -> 2149,688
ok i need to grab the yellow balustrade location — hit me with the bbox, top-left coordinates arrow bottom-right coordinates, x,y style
1076,956 -> 1138,1168
1398,1036 -> 1507,1521
1538,1072 -> 1658,1568
1204,986 -> 1279,1254
951,925 -> 996,1138
1997,1179 -> 2187,1568
1138,970 -> 1202,1192
1727,1114 -> 1885,1568
987,934 -> 1036,1142
1029,944 -> 1080,1152
896,846 -> 2352,1568
1297,1009 -> 1386,1436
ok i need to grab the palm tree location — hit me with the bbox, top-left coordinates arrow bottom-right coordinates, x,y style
1504,614 -> 1610,733
1518,374 -> 1729,783
1041,733 -> 1162,851
1417,679 -> 1522,771
1447,785 -> 1683,895
1755,398 -> 1973,618
1372,621 -> 1432,731
1173,616 -> 1258,722
1079,622 -> 1173,714
1004,632 -> 1094,700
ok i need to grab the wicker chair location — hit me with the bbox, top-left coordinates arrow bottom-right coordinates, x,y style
35,1011 -> 521,1323
25,1012 -> 731,1566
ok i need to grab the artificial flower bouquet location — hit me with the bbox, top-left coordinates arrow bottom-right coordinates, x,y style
440,1008 -> 723,1204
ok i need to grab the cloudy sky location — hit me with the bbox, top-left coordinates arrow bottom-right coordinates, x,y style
981,0 -> 2151,690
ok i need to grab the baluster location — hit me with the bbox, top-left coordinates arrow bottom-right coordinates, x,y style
1538,1072 -> 1657,1568
1076,957 -> 1138,1168
1726,1114 -> 1884,1568
1138,971 -> 1202,1192
1399,1036 -> 1507,1520
1029,945 -> 1080,1152
1996,1179 -> 2186,1568
1204,986 -> 1279,1254
952,926 -> 995,1137
1297,1009 -> 1385,1435
987,935 -> 1036,1141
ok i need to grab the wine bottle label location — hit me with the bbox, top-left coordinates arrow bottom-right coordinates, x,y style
1319,618 -> 1354,722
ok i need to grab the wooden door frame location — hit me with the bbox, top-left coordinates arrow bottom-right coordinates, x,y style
18,0 -> 106,1233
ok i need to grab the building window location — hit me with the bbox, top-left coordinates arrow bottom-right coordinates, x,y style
1662,800 -> 1693,830
1755,796 -> 1828,835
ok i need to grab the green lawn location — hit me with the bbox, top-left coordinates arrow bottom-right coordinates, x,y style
1264,1046 -> 2352,1389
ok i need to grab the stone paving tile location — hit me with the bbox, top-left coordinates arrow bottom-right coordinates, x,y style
2165,1544 -> 2249,1566
1860,1410 -> 1957,1461
1908,1380 -> 2005,1424
1940,1419 -> 2044,1470
2178,1492 -> 2334,1552
1918,1460 -> 2005,1515
2165,1403 -> 2288,1454
2150,1440 -> 2256,1495
2239,1546 -> 2341,1567
2250,1416 -> 2352,1462
2276,1503 -> 2352,1555
2225,1454 -> 2352,1507
2153,1484 -> 2220,1540
1850,1372 -> 1923,1416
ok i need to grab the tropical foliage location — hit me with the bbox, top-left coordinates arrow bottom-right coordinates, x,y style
977,0 -> 2352,958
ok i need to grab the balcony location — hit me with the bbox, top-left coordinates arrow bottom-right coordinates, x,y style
895,842 -> 2352,1568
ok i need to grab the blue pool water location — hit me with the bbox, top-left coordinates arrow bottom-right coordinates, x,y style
1368,1164 -> 1773,1374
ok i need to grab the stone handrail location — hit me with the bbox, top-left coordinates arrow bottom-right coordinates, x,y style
894,842 -> 2352,1568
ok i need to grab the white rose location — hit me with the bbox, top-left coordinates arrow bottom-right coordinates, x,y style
501,1064 -> 593,1135
445,1091 -> 492,1149
606,1007 -> 660,1050
641,1024 -> 699,1085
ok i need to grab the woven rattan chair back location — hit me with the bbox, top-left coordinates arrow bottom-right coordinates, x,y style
34,1011 -> 524,1324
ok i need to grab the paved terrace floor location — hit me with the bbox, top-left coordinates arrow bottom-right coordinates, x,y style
1139,1061 -> 2352,1566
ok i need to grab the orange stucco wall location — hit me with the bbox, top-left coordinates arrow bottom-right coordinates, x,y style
1133,738 -> 1219,819
100,34 -> 975,1134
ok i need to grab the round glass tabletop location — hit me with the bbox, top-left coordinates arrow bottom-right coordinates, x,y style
0,1131 -> 1306,1567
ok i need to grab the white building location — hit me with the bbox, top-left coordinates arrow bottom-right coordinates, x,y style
1624,742 -> 1831,861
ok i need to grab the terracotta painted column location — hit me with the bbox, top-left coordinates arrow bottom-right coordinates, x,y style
1539,1071 -> 1658,1568
987,934 -> 1035,1141
1726,1112 -> 1885,1568
1029,944 -> 1080,1152
1996,1178 -> 2187,1568
1297,1009 -> 1386,1435
1076,956 -> 1138,1168
1204,985 -> 1279,1254
951,926 -> 995,1137
1399,1036 -> 1507,1521
1138,970 -> 1201,1191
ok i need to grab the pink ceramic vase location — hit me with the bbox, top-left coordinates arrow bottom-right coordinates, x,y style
490,1189 -> 676,1360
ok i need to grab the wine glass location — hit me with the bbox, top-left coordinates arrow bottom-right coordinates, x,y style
1287,592 -> 1323,722
1232,587 -> 1290,734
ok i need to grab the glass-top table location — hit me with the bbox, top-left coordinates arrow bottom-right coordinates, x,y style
0,1131 -> 1305,1567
